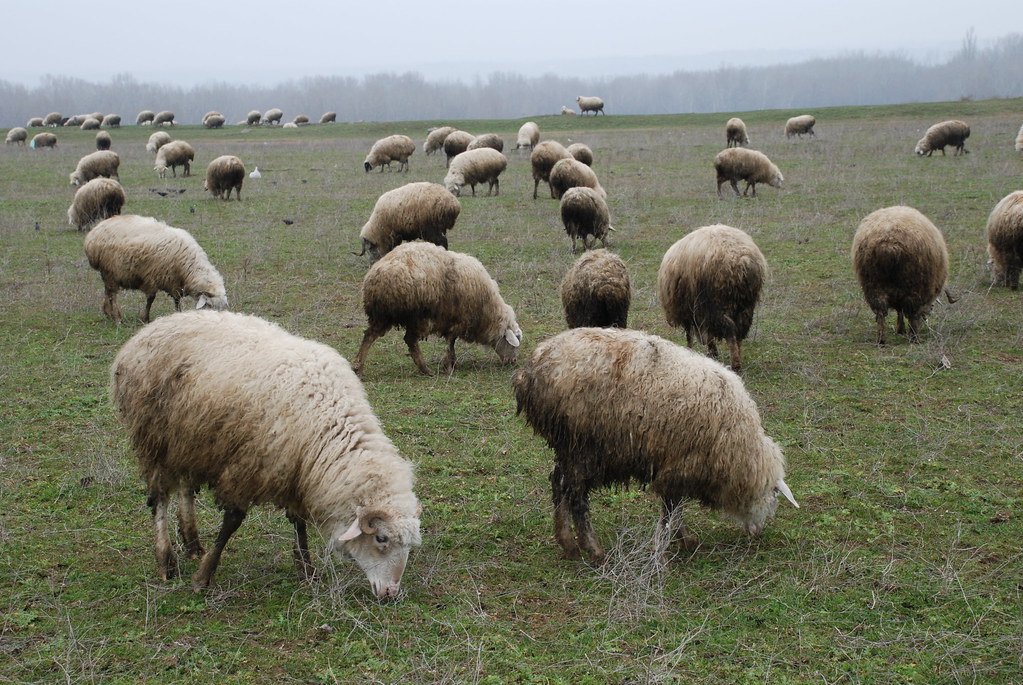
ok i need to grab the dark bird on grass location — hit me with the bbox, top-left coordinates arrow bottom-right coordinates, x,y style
282,219 -> 294,225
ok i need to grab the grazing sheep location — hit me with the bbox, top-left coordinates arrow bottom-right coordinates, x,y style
154,140 -> 195,178
83,214 -> 228,324
320,111 -> 337,124
101,114 -> 121,128
560,249 -> 630,328
851,206 -> 951,344
658,224 -> 767,372
6,127 -> 28,145
467,133 -> 504,153
355,182 -> 461,263
67,177 -> 125,231
145,130 -> 172,154
985,191 -> 1023,290
531,140 -> 573,199
80,118 -> 101,131
292,114 -> 309,126
246,110 -> 262,125
95,130 -> 112,150
282,122 -> 298,129
202,114 -> 225,129
725,117 -> 750,147
30,132 -> 57,149
202,155 -> 245,201
444,148 -> 508,197
136,110 -> 155,125
576,96 -> 605,115
515,121 -> 540,150
566,142 -> 593,166
43,112 -> 62,126
1015,123 -> 1023,153
201,110 -> 222,124
560,106 -> 577,116
64,115 -> 85,127
364,134 -> 416,173
915,120 -> 970,156
353,242 -> 522,376
513,327 -> 798,564
262,108 -> 284,125
442,130 -> 474,168
713,147 -> 783,198
111,310 -> 422,598
549,157 -> 606,200
784,114 -> 816,138
153,110 -> 175,126
27,117 -> 44,127
89,112 -> 104,123
424,126 -> 456,156
559,187 -> 614,252
70,150 -> 120,186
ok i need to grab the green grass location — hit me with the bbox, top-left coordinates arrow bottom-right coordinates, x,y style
2,98 -> 1023,683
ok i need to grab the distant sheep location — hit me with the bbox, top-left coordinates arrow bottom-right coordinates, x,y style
80,118 -> 101,131
246,110 -> 262,125
515,122 -> 540,150
154,140 -> 195,178
424,126 -> 455,156
43,112 -> 62,126
353,242 -> 522,376
262,108 -> 284,125
512,327 -> 798,564
726,117 -> 749,147
355,181 -> 461,263
467,133 -> 504,153
566,142 -> 593,166
101,114 -> 121,128
292,114 -> 309,126
364,134 -> 416,173
136,110 -> 155,125
27,117 -> 44,127
145,130 -> 172,154
153,110 -> 175,126
851,205 -> 951,344
64,115 -> 85,127
282,122 -> 298,129
559,187 -> 614,252
1016,123 -> 1023,153
202,155 -> 245,201
713,147 -> 783,198
5,127 -> 28,145
444,148 -> 507,197
83,214 -> 228,324
320,111 -> 337,124
576,96 -> 605,115
70,150 -> 120,186
442,130 -> 474,168
530,140 -> 573,199
110,310 -> 422,598
95,130 -> 112,150
202,114 -> 225,129
30,132 -> 57,149
658,224 -> 767,372
201,111 -> 222,125
915,120 -> 970,156
549,157 -> 606,200
560,106 -> 577,116
560,249 -> 630,328
67,177 -> 125,231
784,114 -> 816,138
985,191 -> 1023,290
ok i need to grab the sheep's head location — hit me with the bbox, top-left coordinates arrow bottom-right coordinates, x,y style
769,166 -> 784,189
69,171 -> 81,186
492,305 -> 522,364
444,173 -> 465,197
914,139 -> 929,155
331,505 -> 422,600
196,291 -> 228,312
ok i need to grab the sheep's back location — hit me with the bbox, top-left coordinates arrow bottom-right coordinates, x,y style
852,206 -> 948,305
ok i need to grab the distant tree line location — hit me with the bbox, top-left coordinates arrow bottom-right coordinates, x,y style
1,33 -> 1020,127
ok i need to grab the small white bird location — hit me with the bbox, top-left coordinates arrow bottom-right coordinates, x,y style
249,167 -> 261,179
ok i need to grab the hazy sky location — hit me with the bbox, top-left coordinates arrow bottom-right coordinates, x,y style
5,1 -> 1016,86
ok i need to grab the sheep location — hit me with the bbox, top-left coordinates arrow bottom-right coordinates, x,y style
83,214 -> 228,324
915,120 -> 970,156
154,140 -> 195,178
713,147 -> 783,198
442,130 -> 474,168
262,108 -> 284,125
560,106 -> 577,116
530,140 -> 573,199
5,127 -> 28,145
444,148 -> 507,197
110,310 -> 422,598
320,111 -> 337,124
43,112 -> 62,126
67,177 -> 125,231
153,110 -> 175,126
80,118 -> 101,131
95,130 -> 112,151
292,114 -> 309,126
515,121 -> 539,150
246,110 -> 262,125
136,110 -> 155,125
282,122 -> 298,129
725,117 -> 749,147
145,130 -> 172,154
30,132 -> 57,149
70,150 -> 120,186
355,182 -> 461,263
658,224 -> 767,373
353,242 -> 522,377
27,117 -> 44,127
566,142 -> 593,166
560,249 -> 630,328
101,114 -> 121,128
851,205 -> 951,344
201,110 -> 222,124
202,114 -> 225,129
559,186 -> 614,251
64,115 -> 85,127
202,155 -> 245,201
985,191 -> 1023,290
467,133 -> 504,153
1016,123 -> 1023,153
89,112 -> 104,123
784,114 -> 816,138
424,126 -> 456,156
576,96 -> 605,115
549,157 -> 606,200
364,134 -> 416,173
512,327 -> 798,564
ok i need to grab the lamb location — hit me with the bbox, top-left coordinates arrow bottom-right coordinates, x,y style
1016,123 -> 1023,153
442,130 -> 474,168
67,177 -> 125,231
292,114 -> 309,126
320,111 -> 337,124
246,110 -> 262,125
713,147 -> 783,198
80,118 -> 101,131
467,133 -> 504,152
515,121 -> 540,150
851,205 -> 951,344
83,214 -> 228,324
30,132 -> 57,149
549,157 -> 606,200
560,106 -> 576,116
658,224 -> 767,372
282,122 -> 298,129
725,117 -> 749,147
566,142 -> 593,166
70,150 -> 120,186
95,131 -> 112,150
5,127 -> 28,145
353,242 -> 522,376
27,117 -> 44,127
110,310 -> 422,598
262,108 -> 284,125
153,110 -> 175,126
576,96 -> 605,115
444,148 -> 508,197
985,191 -> 1023,290
43,112 -> 62,126
530,140 -> 572,199
202,155 -> 245,201
560,187 -> 614,252
784,114 -> 816,138
424,126 -> 456,156
512,327 -> 798,564
154,140 -> 195,178
136,110 -> 155,125
101,114 -> 121,128
202,114 -> 225,129
364,134 -> 416,173
560,249 -> 630,328
145,130 -> 172,154
915,120 -> 970,156
355,182 -> 462,263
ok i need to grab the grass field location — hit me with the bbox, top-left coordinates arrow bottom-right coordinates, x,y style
2,99 -> 1022,684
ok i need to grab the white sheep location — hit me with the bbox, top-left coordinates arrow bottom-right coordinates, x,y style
915,120 -> 970,156
467,133 -> 504,153
292,114 -> 309,126
320,111 -> 337,124
43,112 -> 62,127
83,214 -> 228,324
67,177 -> 125,231
153,110 -> 175,126
549,157 -> 606,200
154,140 -> 195,178
110,310 -> 422,598
80,118 -> 101,131
201,110 -> 222,124
5,127 -> 28,145
423,126 -> 456,156
713,147 -> 783,198
30,132 -> 57,149
725,117 -> 750,147
1015,123 -> 1023,153
262,108 -> 284,125
353,242 -> 522,376
784,114 -> 816,138
985,191 -> 1023,290
246,110 -> 262,125
444,148 -> 508,197
136,110 -> 155,125
70,150 -> 120,186
530,140 -> 572,199
145,130 -> 172,154
202,114 -> 226,129
26,117 -> 44,127
560,249 -> 630,328
560,106 -> 577,116
576,96 -> 605,115
442,130 -> 474,168
515,122 -> 540,150
559,186 -> 614,251
356,181 -> 462,262
282,122 -> 298,129
202,155 -> 245,200
364,134 -> 416,173
101,114 -> 121,128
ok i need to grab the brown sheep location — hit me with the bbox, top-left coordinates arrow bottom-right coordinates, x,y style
424,126 -> 456,156
154,140 -> 195,178
530,140 -> 572,199
985,191 -> 1023,290
559,187 -> 613,251
725,117 -> 749,147
566,142 -> 593,166
202,155 -> 245,200
364,134 -> 416,173
67,178 -> 125,231
560,249 -> 630,328
355,182 -> 461,262
784,114 -> 816,138
442,130 -> 474,168
713,148 -> 783,198
915,120 -> 970,156
549,158 -> 606,200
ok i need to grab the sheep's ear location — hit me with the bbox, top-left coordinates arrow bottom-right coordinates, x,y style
776,480 -> 799,508
504,328 -> 521,347
338,516 -> 364,542
196,294 -> 210,310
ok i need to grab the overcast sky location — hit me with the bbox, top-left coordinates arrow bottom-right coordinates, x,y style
5,1 -> 1017,86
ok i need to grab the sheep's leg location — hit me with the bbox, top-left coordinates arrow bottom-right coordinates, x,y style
896,311 -> 906,335
907,314 -> 922,343
729,180 -> 740,197
570,490 -> 605,565
442,335 -> 458,374
352,323 -> 388,377
875,311 -> 888,345
177,487 -> 204,560
404,327 -> 433,376
141,293 -> 157,323
658,496 -> 696,557
533,178 -> 540,200
716,180 -> 725,198
728,338 -> 743,374
706,338 -> 719,359
550,462 -> 581,559
102,286 -> 121,324
149,490 -> 177,581
192,508 -> 246,591
492,178 -> 499,196
684,326 -> 693,349
287,512 -> 315,581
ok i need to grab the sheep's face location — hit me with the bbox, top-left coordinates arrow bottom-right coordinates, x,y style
196,291 -> 228,312
770,168 -> 784,189
914,140 -> 929,155
492,309 -> 522,364
332,506 -> 422,600
69,172 -> 81,186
